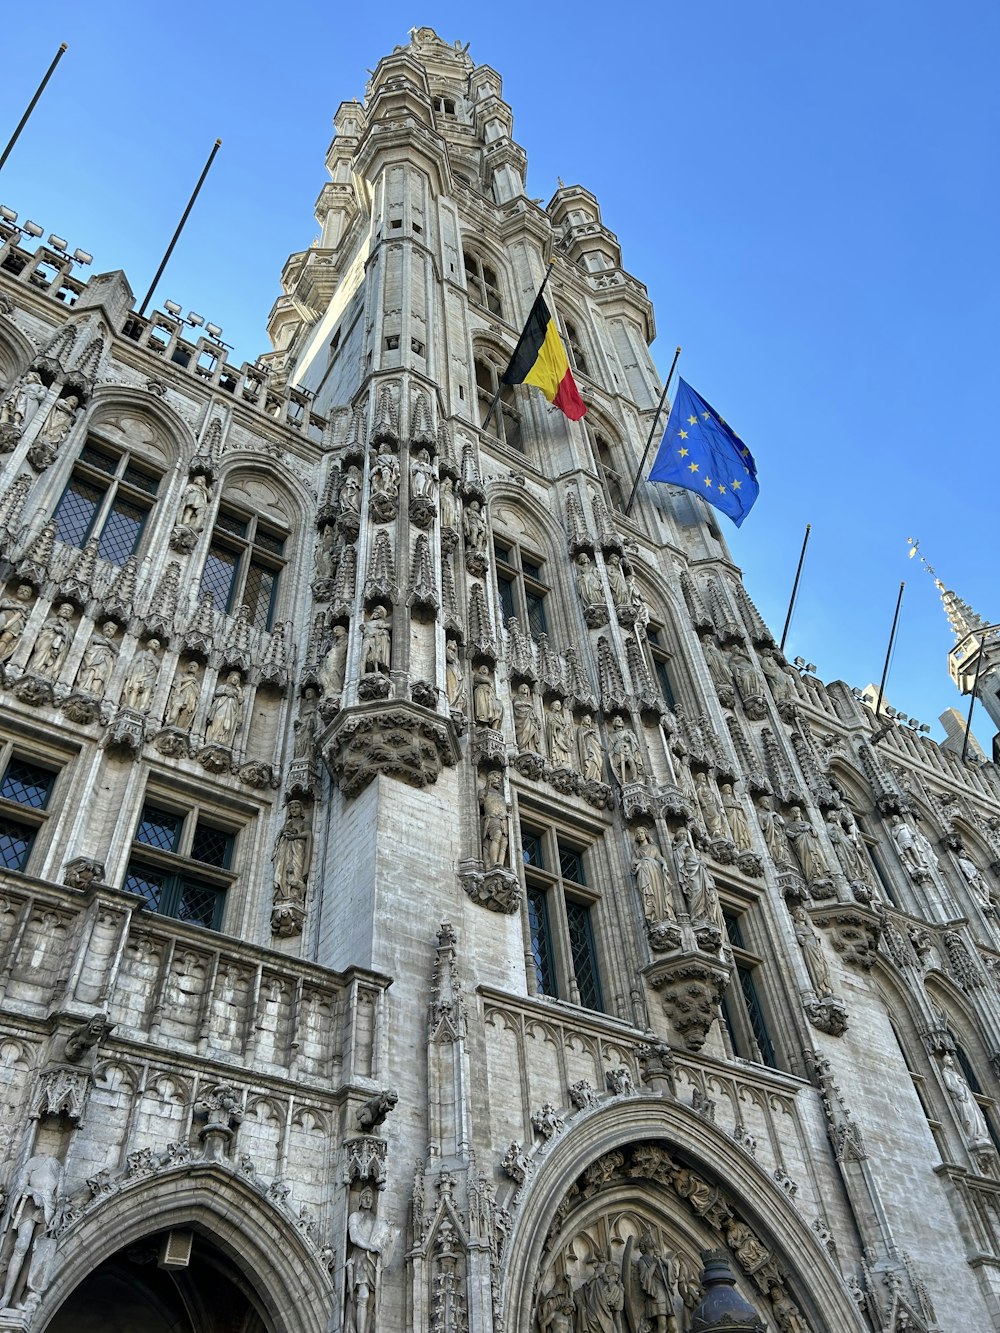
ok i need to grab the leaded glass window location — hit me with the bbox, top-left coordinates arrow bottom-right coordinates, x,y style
125,799 -> 237,932
52,440 -> 160,566
200,505 -> 286,632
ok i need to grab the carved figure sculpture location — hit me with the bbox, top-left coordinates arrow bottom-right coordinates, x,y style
941,1052 -> 992,1147
440,476 -> 458,529
629,1233 -> 678,1333
410,447 -> 435,499
293,688 -> 319,760
761,649 -> 795,701
891,815 -> 935,873
361,607 -> 391,674
206,671 -> 244,746
315,524 -> 337,579
33,393 -> 79,455
546,698 -> 574,768
575,552 -> 602,607
674,833 -> 724,931
28,603 -> 75,677
605,553 -> 631,609
64,1013 -> 114,1064
179,473 -> 210,531
792,906 -> 833,996
0,1154 -> 64,1310
166,660 -> 201,729
538,1274 -> 575,1333
695,771 -> 728,840
721,782 -> 752,851
609,714 -> 645,785
272,800 -> 313,903
825,809 -> 870,884
757,797 -> 791,866
632,828 -> 673,922
75,621 -> 119,697
320,624 -> 349,695
463,500 -> 487,559
0,370 -> 45,430
445,639 -> 466,710
473,664 -> 503,728
481,769 -> 510,869
575,1260 -> 625,1333
0,585 -> 33,664
370,448 -> 399,502
513,682 -> 541,752
577,712 -> 603,782
123,638 -> 161,712
703,636 -> 732,691
957,852 -> 992,908
340,465 -> 362,514
346,1185 -> 393,1333
786,806 -> 827,882
730,644 -> 765,701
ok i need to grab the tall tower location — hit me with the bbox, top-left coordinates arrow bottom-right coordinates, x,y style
936,577 -> 1000,756
0,26 -> 998,1333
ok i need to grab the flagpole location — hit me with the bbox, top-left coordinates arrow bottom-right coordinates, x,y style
482,259 -> 557,433
871,581 -> 905,743
779,523 -> 812,653
138,138 -> 222,317
960,634 -> 988,764
0,43 -> 68,176
624,345 -> 682,516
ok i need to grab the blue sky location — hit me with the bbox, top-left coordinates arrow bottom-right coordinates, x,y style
2,2 -> 997,745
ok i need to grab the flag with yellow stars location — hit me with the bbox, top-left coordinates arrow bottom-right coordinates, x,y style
649,377 -> 759,526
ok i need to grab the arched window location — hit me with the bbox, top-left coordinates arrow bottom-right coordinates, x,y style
563,318 -> 589,377
591,430 -> 627,511
53,437 -> 161,566
494,536 -> 548,636
643,621 -> 677,710
475,355 -> 522,452
200,496 -> 289,632
464,251 -> 503,316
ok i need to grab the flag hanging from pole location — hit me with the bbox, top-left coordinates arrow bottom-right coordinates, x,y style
649,377 -> 758,526
502,292 -> 587,421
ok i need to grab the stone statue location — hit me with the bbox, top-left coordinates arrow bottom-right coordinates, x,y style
0,585 -> 34,664
730,644 -> 765,701
825,809 -> 870,884
605,553 -> 631,609
703,636 -> 732,691
720,782 -> 752,851
27,603 -> 75,678
320,624 -> 349,695
513,682 -> 541,752
272,800 -> 313,903
941,1053 -> 992,1148
786,806 -> 827,882
757,797 -> 792,866
64,1013 -> 114,1064
166,660 -> 202,729
632,828 -> 674,923
538,1274 -> 575,1333
206,670 -> 244,746
340,465 -> 362,514
445,639 -> 466,710
793,906 -> 833,996
439,475 -> 458,529
473,664 -> 503,728
545,698 -> 574,768
463,500 -> 487,559
123,638 -> 161,712
361,607 -> 391,674
0,1154 -> 64,1310
674,833 -> 724,931
695,772 -> 728,841
609,714 -> 645,785
315,524 -> 337,579
33,393 -> 79,455
577,713 -> 603,782
345,1185 -> 393,1333
410,447 -> 435,500
0,370 -> 45,431
957,851 -> 992,908
891,815 -> 935,873
74,621 -> 119,697
178,473 -> 210,531
575,552 -> 602,607
761,648 -> 795,701
293,688 -> 319,760
370,448 -> 399,503
575,1260 -> 625,1333
628,1233 -> 678,1333
481,769 -> 510,869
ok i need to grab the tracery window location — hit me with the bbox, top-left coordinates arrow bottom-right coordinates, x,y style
123,798 -> 237,931
200,505 -> 287,631
721,908 -> 777,1068
494,539 -> 548,637
644,623 -> 678,711
520,817 -> 603,1011
591,429 -> 628,511
53,439 -> 160,565
464,251 -> 503,316
475,355 -> 522,452
563,317 -> 589,377
0,752 -> 57,872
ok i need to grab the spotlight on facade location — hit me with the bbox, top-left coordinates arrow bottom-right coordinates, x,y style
23,220 -> 43,238
72,249 -> 93,265
47,234 -> 67,252
188,313 -> 205,327
919,723 -> 931,733
205,323 -> 223,339
0,206 -> 17,224
163,300 -> 183,317
896,714 -> 908,724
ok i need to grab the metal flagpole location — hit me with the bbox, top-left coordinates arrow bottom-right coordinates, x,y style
961,634 -> 988,764
779,523 -> 812,653
482,259 -> 557,433
138,138 -> 222,317
624,345 -> 682,516
871,581 -> 905,742
0,43 -> 69,176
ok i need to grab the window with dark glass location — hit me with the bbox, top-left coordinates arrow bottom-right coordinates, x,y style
592,431 -> 627,511
520,820 -> 603,1011
474,356 -> 522,452
124,799 -> 236,931
645,624 -> 678,711
494,541 -> 548,637
0,756 -> 56,872
721,909 -> 777,1068
52,440 -> 160,566
564,319 -> 589,377
200,506 -> 286,632
464,252 -> 502,316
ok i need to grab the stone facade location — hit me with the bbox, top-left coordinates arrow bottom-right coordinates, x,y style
0,25 -> 997,1333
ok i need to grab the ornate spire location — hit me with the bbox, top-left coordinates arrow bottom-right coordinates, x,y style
936,579 -> 989,644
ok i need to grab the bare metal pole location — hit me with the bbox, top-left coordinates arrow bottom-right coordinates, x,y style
779,523 -> 812,653
872,581 -> 905,738
0,43 -> 68,176
961,634 -> 988,764
138,138 -> 222,317
624,345 -> 682,516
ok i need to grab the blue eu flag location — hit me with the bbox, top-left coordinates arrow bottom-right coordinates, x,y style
649,378 -> 759,527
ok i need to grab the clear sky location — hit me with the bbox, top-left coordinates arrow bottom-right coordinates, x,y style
2,2 -> 997,746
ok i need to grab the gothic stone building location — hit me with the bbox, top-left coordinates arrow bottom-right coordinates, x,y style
0,26 -> 997,1333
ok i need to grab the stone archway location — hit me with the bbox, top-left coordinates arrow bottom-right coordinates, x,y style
500,1098 -> 865,1333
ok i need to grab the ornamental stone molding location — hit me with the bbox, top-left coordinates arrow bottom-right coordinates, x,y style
324,700 -> 460,797
644,952 -> 733,1052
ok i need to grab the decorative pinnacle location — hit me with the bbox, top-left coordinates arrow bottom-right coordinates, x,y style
908,538 -> 989,644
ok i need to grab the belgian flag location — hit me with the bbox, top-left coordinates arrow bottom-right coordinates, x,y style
502,291 -> 587,421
